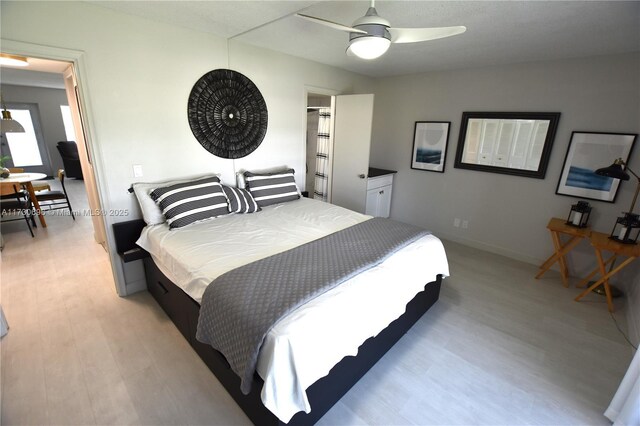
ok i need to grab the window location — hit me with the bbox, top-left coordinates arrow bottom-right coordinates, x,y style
60,105 -> 76,141
5,109 -> 43,166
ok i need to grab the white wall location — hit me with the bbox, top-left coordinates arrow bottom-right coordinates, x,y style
1,84 -> 68,175
3,2 -> 637,342
370,53 -> 640,344
0,1 -> 374,294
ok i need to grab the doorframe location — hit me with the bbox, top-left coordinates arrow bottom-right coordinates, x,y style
304,85 -> 339,202
1,39 -> 126,296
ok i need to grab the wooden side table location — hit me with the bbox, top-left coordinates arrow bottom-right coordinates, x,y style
536,217 -> 591,287
575,231 -> 640,312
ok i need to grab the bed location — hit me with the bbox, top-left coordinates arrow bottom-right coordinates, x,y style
116,193 -> 448,425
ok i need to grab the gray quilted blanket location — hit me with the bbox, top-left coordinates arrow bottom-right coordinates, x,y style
195,217 -> 429,394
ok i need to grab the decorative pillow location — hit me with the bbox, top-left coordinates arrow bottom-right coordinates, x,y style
222,185 -> 261,214
243,168 -> 300,207
132,173 -> 220,225
150,177 -> 229,229
236,171 -> 246,189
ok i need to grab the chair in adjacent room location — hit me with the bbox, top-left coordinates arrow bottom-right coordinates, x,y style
56,141 -> 83,180
8,168 -> 51,193
0,182 -> 35,237
35,169 -> 75,220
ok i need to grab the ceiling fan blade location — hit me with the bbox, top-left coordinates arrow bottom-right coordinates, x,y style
389,26 -> 466,44
296,13 -> 367,34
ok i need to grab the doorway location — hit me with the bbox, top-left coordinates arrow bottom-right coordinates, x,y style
0,54 -> 107,247
306,93 -> 333,201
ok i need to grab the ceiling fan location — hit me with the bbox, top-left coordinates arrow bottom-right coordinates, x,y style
296,0 -> 466,60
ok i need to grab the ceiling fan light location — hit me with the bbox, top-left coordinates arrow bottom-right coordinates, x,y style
347,36 -> 391,60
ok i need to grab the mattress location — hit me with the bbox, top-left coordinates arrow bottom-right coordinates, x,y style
136,197 -> 449,422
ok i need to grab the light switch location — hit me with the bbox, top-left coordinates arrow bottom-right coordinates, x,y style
133,164 -> 143,177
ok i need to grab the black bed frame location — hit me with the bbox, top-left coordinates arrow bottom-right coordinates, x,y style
113,219 -> 443,425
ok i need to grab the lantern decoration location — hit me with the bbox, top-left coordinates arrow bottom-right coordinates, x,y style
596,158 -> 640,245
566,201 -> 591,228
609,212 -> 640,244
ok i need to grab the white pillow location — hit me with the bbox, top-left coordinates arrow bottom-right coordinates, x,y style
132,173 -> 220,225
236,171 -> 246,189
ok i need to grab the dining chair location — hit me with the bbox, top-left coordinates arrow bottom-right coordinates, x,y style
0,182 -> 35,237
35,169 -> 75,220
1,168 -> 27,201
8,168 -> 51,192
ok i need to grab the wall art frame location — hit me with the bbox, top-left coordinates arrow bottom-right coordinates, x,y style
410,121 -> 451,173
454,111 -> 561,179
187,69 -> 268,159
556,131 -> 637,203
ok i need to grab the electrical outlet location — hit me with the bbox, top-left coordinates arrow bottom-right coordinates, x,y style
462,220 -> 469,229
133,164 -> 143,177
454,218 -> 461,227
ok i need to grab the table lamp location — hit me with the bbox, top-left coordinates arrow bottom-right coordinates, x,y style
595,158 -> 640,244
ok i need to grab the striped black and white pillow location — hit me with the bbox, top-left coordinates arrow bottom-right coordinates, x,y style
222,185 -> 261,214
150,176 -> 229,228
244,168 -> 300,207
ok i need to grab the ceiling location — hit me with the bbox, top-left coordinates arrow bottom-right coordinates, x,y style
0,57 -> 69,89
89,1 -> 640,78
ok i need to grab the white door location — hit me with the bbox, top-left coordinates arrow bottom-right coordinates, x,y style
477,119 -> 499,165
509,120 -> 535,169
365,188 -> 378,216
63,66 -> 107,246
493,120 -> 516,167
462,119 -> 482,163
330,94 -> 374,213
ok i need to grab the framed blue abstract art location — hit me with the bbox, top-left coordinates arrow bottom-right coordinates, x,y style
411,121 -> 451,173
556,131 -> 637,203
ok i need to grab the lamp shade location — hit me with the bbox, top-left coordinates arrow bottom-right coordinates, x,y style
1,110 -> 25,133
346,36 -> 391,60
595,161 -> 630,180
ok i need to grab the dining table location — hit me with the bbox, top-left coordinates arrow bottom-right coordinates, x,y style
1,172 -> 49,227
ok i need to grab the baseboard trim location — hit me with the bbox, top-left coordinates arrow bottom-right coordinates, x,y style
436,231 -> 543,267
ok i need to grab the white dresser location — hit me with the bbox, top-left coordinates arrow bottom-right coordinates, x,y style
365,168 -> 396,218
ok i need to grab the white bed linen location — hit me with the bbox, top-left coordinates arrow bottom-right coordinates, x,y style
137,198 -> 449,422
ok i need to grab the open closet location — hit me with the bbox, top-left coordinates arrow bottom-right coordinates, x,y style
305,92 -> 381,216
306,93 -> 332,200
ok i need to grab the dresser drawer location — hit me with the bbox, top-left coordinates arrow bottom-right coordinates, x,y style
144,258 -> 191,340
367,174 -> 393,190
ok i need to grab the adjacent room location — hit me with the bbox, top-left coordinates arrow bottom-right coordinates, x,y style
1,1 -> 638,425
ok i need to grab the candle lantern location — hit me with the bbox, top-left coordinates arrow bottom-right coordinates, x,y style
566,201 -> 591,228
596,158 -> 640,245
610,212 -> 640,244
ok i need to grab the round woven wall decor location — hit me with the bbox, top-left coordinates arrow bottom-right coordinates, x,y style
187,69 -> 268,159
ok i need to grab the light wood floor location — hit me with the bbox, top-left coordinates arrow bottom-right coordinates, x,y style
0,180 -> 634,425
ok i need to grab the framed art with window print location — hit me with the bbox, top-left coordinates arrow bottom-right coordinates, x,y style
411,121 -> 451,173
556,131 -> 637,203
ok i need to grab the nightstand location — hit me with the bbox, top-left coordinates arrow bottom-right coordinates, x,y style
575,231 -> 640,312
536,217 -> 591,287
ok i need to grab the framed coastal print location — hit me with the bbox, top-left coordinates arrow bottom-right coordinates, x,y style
411,121 -> 451,173
556,131 -> 637,202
